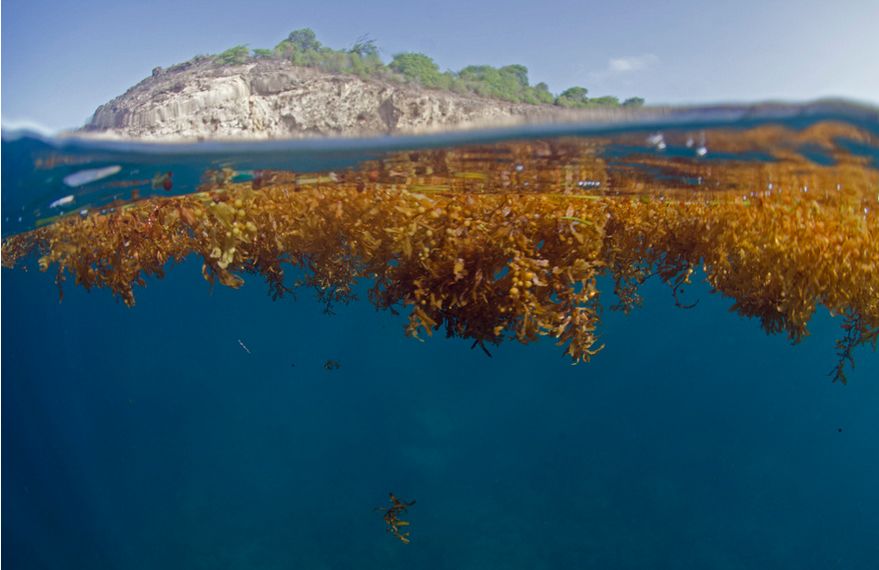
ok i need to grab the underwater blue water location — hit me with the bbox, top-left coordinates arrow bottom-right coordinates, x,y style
5,260 -> 878,569
3,105 -> 879,569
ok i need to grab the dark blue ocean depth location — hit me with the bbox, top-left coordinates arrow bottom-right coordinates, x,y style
3,257 -> 878,569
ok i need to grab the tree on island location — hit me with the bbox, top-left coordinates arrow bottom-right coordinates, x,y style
284,28 -> 322,52
622,97 -> 645,108
349,34 -> 379,58
216,45 -> 249,66
389,53 -> 446,88
556,87 -> 589,107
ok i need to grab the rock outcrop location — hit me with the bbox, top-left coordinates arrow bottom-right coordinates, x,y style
81,58 -> 630,140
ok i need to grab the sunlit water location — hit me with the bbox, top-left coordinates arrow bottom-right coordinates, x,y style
3,102 -> 878,569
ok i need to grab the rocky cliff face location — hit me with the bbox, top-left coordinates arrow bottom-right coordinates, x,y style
82,58 -> 624,140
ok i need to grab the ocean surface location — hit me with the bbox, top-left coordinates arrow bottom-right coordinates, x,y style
3,103 -> 879,569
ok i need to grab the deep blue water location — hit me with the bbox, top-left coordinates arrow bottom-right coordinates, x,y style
3,104 -> 879,569
4,258 -> 878,569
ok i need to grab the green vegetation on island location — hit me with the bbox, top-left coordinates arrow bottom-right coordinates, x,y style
213,29 -> 644,109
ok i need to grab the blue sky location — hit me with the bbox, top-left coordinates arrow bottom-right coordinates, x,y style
3,0 -> 878,134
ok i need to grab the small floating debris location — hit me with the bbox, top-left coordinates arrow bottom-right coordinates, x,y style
646,133 -> 666,150
324,359 -> 340,370
49,195 -> 75,209
238,339 -> 251,355
63,165 -> 122,187
152,171 -> 173,191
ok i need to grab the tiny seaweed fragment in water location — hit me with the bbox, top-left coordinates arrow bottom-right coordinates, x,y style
151,171 -> 173,191
324,359 -> 340,370
470,339 -> 493,357
374,493 -> 415,544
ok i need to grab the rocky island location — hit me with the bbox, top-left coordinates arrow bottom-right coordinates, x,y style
79,30 -> 649,141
